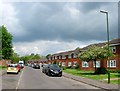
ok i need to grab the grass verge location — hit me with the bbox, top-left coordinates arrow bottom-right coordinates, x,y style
0,66 -> 7,70
63,68 -> 120,84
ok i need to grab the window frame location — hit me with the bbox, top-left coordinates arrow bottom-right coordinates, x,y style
82,61 -> 89,68
107,60 -> 116,68
93,61 -> 100,68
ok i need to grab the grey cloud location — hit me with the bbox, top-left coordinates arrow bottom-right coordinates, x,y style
76,2 -> 111,13
11,2 -> 118,43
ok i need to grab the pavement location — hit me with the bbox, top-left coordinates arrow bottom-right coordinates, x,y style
0,69 -> 6,76
63,72 -> 119,91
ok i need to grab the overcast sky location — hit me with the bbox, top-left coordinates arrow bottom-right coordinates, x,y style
1,0 -> 118,56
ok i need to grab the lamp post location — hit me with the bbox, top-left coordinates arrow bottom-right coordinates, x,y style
100,10 -> 110,83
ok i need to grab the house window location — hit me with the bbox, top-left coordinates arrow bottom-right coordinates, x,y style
111,46 -> 116,53
52,57 -> 54,60
59,56 -> 61,59
62,56 -> 66,59
82,61 -> 89,67
62,62 -> 66,66
49,57 -> 51,60
68,62 -> 72,67
68,55 -> 71,59
107,60 -> 116,68
73,61 -> 77,67
93,61 -> 100,68
73,54 -> 77,58
55,56 -> 57,60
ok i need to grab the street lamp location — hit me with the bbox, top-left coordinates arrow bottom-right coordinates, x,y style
100,10 -> 110,83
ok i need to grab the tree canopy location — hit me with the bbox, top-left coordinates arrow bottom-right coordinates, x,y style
10,52 -> 20,63
78,45 -> 114,71
20,53 -> 45,64
0,25 -> 13,59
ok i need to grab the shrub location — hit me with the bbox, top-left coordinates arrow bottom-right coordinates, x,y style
95,67 -> 108,74
74,64 -> 79,69
108,70 -> 120,73
66,66 -> 72,69
62,66 -> 67,70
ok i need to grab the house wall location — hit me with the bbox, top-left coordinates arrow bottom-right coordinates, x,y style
0,60 -> 11,66
47,54 -> 119,71
47,44 -> 120,71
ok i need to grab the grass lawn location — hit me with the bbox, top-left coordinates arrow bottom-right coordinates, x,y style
0,66 -> 7,70
63,68 -> 120,84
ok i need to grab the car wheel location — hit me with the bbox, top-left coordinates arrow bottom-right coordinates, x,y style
59,74 -> 62,77
47,71 -> 51,76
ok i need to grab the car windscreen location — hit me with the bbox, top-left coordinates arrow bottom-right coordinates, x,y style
43,64 -> 48,67
49,64 -> 59,69
19,63 -> 23,64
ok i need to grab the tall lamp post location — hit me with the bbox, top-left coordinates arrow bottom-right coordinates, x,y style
100,10 -> 110,83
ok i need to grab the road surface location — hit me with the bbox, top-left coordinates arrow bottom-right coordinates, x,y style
2,66 -> 100,89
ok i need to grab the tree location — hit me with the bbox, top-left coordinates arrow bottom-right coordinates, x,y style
20,53 -> 44,64
10,53 -> 20,63
78,45 -> 114,73
46,54 -> 51,60
0,25 -> 13,59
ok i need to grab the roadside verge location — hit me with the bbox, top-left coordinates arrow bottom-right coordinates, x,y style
0,70 -> 6,76
63,72 -> 118,91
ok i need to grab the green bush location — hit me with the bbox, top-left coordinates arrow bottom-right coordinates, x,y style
108,70 -> 120,73
62,66 -> 67,70
66,66 -> 72,69
95,67 -> 108,74
74,64 -> 79,69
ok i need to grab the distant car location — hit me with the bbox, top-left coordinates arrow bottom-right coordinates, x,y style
33,63 -> 40,69
45,64 -> 62,77
18,61 -> 24,68
42,64 -> 48,73
7,64 -> 19,74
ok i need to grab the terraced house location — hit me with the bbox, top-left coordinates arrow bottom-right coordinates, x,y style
47,38 -> 120,71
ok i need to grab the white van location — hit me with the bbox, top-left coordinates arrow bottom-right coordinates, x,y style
19,61 -> 24,68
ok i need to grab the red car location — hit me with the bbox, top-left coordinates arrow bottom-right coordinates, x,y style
16,64 -> 21,72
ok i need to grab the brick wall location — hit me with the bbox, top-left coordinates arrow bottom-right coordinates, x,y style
0,60 -> 11,66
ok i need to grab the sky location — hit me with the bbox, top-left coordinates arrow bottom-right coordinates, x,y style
1,0 -> 119,56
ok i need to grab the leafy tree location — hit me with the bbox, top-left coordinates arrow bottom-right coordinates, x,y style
10,52 -> 20,63
78,45 -> 114,72
0,25 -> 13,59
20,53 -> 44,64
46,54 -> 51,59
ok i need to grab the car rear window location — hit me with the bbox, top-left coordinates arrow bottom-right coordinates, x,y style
8,65 -> 17,67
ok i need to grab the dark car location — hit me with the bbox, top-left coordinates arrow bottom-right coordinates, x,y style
42,64 -> 48,73
45,64 -> 62,77
33,63 -> 40,69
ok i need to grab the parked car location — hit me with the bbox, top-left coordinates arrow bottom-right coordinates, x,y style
16,64 -> 21,72
33,63 -> 40,69
42,64 -> 48,73
45,64 -> 62,77
7,64 -> 19,74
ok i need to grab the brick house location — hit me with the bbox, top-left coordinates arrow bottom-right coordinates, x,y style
46,38 -> 120,71
47,49 -> 81,68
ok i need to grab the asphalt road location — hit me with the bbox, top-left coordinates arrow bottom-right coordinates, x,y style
2,69 -> 21,89
2,66 -> 100,90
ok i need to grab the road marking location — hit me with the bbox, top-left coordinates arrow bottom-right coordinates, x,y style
16,68 -> 24,90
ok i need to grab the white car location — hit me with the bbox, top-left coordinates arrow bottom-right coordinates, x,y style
7,64 -> 19,74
